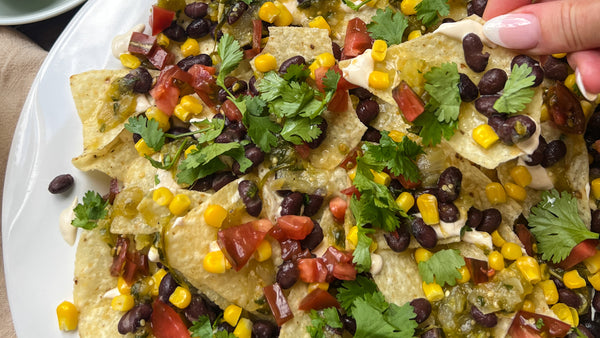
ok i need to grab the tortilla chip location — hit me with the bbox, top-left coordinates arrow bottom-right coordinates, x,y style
373,249 -> 425,305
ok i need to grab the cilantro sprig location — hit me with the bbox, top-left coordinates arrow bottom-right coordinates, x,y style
416,0 -> 450,27
307,308 -> 343,338
236,96 -> 281,152
72,191 -> 109,230
216,34 -> 244,90
493,63 -> 536,114
177,142 -> 252,185
362,132 -> 423,183
342,0 -> 373,11
527,190 -> 599,263
191,315 -> 236,338
367,8 -> 409,45
418,249 -> 465,286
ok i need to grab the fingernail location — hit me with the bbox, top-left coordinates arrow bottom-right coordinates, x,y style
483,14 -> 541,49
576,68 -> 599,101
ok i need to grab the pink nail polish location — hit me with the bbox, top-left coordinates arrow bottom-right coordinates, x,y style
483,14 -> 541,49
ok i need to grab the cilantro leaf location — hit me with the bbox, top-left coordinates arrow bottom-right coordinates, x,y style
283,64 -> 311,82
342,0 -> 373,11
217,34 -> 244,89
190,315 -> 213,338
424,63 -> 461,123
494,63 -> 536,114
280,117 -> 323,144
72,191 -> 109,230
416,0 -> 450,27
418,249 -> 465,286
363,132 -> 423,183
176,143 -> 251,184
214,331 -> 237,338
191,118 -> 225,144
237,96 -> 281,152
527,189 -> 599,263
306,308 -> 343,338
336,276 -> 379,316
322,69 -> 341,93
352,226 -> 375,272
412,103 -> 459,146
353,297 -> 416,338
124,115 -> 165,151
145,139 -> 189,170
367,8 -> 408,45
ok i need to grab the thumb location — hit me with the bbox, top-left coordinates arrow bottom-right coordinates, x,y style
482,0 -> 600,55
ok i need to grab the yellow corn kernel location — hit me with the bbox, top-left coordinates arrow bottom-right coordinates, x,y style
473,124 -> 499,149
415,247 -> 433,264
56,301 -> 78,331
309,16 -> 331,33
370,169 -> 391,186
501,242 -> 523,261
255,240 -> 272,262
552,53 -> 567,59
491,230 -> 506,248
485,182 -> 507,205
120,53 -> 141,69
184,144 -> 197,159
510,165 -> 532,188
565,73 -> 577,92
582,100 -> 593,118
308,282 -> 329,293
388,130 -> 405,142
563,270 -> 586,289
273,1 -> 292,26
156,33 -> 169,48
169,287 -> 192,309
370,240 -> 378,252
316,52 -> 336,69
173,105 -> 192,122
551,303 -> 577,327
540,103 -> 550,122
153,187 -> 174,206
371,40 -> 388,62
117,276 -> 131,295
203,250 -> 231,274
134,139 -> 155,157
592,178 -> 600,200
368,71 -> 390,89
504,182 -> 527,202
308,60 -> 320,80
589,272 -> 600,290
488,251 -> 505,271
224,304 -> 243,326
181,38 -> 200,57
174,95 -> 203,122
347,167 -> 357,181
408,30 -> 422,40
422,281 -> 444,302
584,250 -> 600,274
255,53 -> 278,73
347,226 -> 359,248
401,0 -> 422,15
204,204 -> 228,228
456,265 -> 471,284
417,193 -> 439,225
151,269 -> 167,296
396,192 -> 415,212
169,194 -> 191,216
538,280 -> 559,305
233,317 -> 253,338
516,256 -> 541,284
522,299 -> 535,313
146,107 -> 171,131
258,2 -> 280,23
111,294 -> 135,312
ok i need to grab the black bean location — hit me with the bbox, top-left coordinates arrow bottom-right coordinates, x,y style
301,220 -> 324,250
442,18 -> 456,23
592,209 -> 600,234
437,166 -> 462,203
332,42 -> 342,61
478,68 -> 508,95
541,139 -> 567,168
218,322 -> 235,333
185,2 -> 208,19
362,127 -> 382,143
463,33 -> 490,73
279,56 -> 306,74
303,194 -> 324,217
245,198 -> 263,217
48,174 -> 74,194
511,55 -> 544,87
349,87 -> 373,101
218,76 -> 247,102
190,175 -> 214,192
356,99 -> 380,125
412,218 -> 437,249
280,192 -> 304,216
421,328 -> 444,338
499,115 -> 537,145
158,273 -> 178,304
233,145 -> 264,175
542,56 -> 568,81
410,298 -> 432,324
458,73 -> 479,102
184,295 -> 216,323
162,22 -> 187,42
471,305 -> 498,328
467,0 -> 487,17
238,180 -> 258,200
593,290 -> 600,312
559,289 -> 582,309
551,276 -> 566,290
277,260 -> 299,289
212,172 -> 236,192
227,2 -> 248,25
187,18 -> 211,38
524,135 -> 547,166
306,118 -> 328,149
249,76 -> 259,96
118,303 -> 153,334
487,113 -> 506,138
177,54 -> 212,71
252,320 -> 278,338
477,208 -> 502,233
581,321 -> 600,338
475,95 -> 500,117
124,67 -> 153,93
439,202 -> 459,222
466,206 -> 483,228
384,226 -> 410,252
132,132 -> 142,144
340,314 -> 357,335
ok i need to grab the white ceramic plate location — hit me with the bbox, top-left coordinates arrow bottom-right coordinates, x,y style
2,0 -> 154,335
0,0 -> 87,25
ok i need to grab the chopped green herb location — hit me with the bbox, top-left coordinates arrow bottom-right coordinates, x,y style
216,34 -> 244,90
367,8 -> 408,45
416,0 -> 450,27
72,191 -> 109,230
493,63 -> 536,114
424,63 -> 461,123
418,249 -> 465,286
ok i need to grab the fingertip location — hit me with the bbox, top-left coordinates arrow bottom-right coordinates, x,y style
568,49 -> 600,96
482,0 -> 532,20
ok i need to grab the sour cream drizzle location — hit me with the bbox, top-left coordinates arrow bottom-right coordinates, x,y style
59,197 -> 79,246
434,19 -> 497,48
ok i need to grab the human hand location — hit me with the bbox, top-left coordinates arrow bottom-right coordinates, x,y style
482,0 -> 600,99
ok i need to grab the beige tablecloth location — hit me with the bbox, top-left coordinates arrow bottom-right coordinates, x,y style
0,27 -> 48,338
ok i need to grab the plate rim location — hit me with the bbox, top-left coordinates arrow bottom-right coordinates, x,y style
0,0 -> 87,25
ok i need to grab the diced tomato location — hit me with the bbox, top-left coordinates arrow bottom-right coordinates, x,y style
269,225 -> 287,242
188,64 -> 216,94
332,65 -> 358,91
339,147 -> 361,170
218,220 -> 270,271
314,65 -> 357,93
150,65 -> 192,115
122,251 -> 149,284
110,236 -> 129,277
395,173 -> 422,190
297,258 -> 329,283
322,246 -> 356,281
150,5 -> 175,36
392,81 -> 425,122
515,223 -> 536,257
277,215 -> 315,240
128,32 -> 157,56
263,283 -> 294,326
558,239 -> 599,270
340,185 -> 360,199
341,18 -> 372,60
508,311 -> 571,338
464,257 -> 489,284
329,197 -> 348,223
220,99 -> 243,122
151,300 -> 191,338
333,263 -> 357,281
328,89 -> 349,113
298,289 -> 341,311
147,46 -> 174,70
106,178 -> 120,204
244,19 -> 263,59
294,144 -> 311,159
